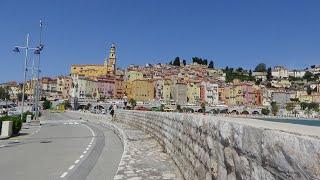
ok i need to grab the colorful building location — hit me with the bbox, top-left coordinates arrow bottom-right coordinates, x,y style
125,70 -> 144,82
70,44 -> 117,77
95,75 -> 116,99
57,76 -> 72,100
171,82 -> 187,105
130,79 -> 155,102
200,82 -> 219,105
187,82 -> 200,104
115,76 -> 125,99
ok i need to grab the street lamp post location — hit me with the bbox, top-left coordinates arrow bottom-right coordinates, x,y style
13,34 -> 41,121
34,20 -> 44,121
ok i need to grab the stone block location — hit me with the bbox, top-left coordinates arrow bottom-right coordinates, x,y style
1,121 -> 13,137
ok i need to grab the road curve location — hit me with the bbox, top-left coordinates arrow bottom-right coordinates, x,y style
0,112 -> 123,180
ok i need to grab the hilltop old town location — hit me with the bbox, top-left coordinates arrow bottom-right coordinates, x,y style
1,44 -> 320,117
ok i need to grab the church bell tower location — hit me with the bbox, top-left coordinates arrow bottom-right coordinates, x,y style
107,43 -> 116,74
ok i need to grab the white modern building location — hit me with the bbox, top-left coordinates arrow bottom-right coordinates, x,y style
201,82 -> 219,105
288,70 -> 305,78
272,66 -> 289,79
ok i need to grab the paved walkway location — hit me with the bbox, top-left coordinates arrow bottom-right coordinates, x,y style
70,112 -> 183,180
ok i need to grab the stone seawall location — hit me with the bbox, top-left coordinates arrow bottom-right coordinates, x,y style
115,110 -> 320,180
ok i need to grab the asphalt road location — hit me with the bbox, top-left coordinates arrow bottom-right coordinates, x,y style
0,112 -> 123,180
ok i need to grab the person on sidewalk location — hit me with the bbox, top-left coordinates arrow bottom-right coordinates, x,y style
110,103 -> 117,121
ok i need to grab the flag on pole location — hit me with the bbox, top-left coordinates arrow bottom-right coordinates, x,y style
40,20 -> 42,28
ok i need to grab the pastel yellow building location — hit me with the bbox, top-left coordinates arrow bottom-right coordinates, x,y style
187,83 -> 200,104
70,44 -> 117,77
125,71 -> 144,82
163,79 -> 172,102
57,76 -> 72,100
130,79 -> 154,102
125,81 -> 133,100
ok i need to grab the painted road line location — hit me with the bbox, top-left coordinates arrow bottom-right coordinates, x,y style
83,150 -> 87,154
68,165 -> 75,170
82,124 -> 95,137
88,144 -> 92,147
86,147 -> 89,151
75,159 -> 80,164
60,172 -> 68,178
80,155 -> 84,159
0,145 -> 6,148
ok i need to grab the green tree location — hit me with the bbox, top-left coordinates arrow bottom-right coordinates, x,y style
300,102 -> 308,110
201,102 -> 206,114
173,57 -> 181,66
208,61 -> 214,69
303,71 -> 313,82
308,102 -> 319,112
182,60 -> 186,66
17,93 -> 27,101
203,59 -> 208,65
285,102 -> 295,113
63,100 -> 72,109
306,86 -> 312,95
255,63 -> 267,72
129,99 -> 137,108
261,108 -> 270,115
176,104 -> 182,112
0,87 -> 10,100
43,100 -> 52,110
267,67 -> 272,81
192,57 -> 201,64
270,101 -> 279,116
160,104 -> 165,112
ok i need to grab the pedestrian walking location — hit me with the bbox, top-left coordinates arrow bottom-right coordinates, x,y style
110,103 -> 117,121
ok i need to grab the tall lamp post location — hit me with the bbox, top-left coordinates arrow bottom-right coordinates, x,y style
34,20 -> 44,121
13,34 -> 42,121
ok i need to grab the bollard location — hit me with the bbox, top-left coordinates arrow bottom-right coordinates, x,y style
26,115 -> 32,123
1,121 -> 13,137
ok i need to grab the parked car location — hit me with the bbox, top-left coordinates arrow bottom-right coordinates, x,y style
134,106 -> 150,111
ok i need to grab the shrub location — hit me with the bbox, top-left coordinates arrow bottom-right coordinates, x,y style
22,111 -> 34,122
261,108 -> 270,115
43,100 -> 52,110
0,115 -> 22,135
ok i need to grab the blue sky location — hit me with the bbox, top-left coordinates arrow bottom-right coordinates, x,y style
1,0 -> 320,83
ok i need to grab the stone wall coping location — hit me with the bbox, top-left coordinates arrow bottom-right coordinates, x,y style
125,110 -> 320,138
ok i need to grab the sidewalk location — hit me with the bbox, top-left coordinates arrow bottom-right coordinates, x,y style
0,123 -> 41,147
69,112 -> 183,180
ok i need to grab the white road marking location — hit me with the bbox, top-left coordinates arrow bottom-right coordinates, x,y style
68,165 -> 75,170
0,145 -> 6,148
63,123 -> 67,125
59,123 -> 96,178
60,172 -> 68,178
82,124 -> 95,137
